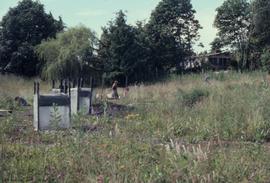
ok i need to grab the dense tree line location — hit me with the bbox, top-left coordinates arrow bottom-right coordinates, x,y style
3,0 -> 270,83
0,0 -> 201,84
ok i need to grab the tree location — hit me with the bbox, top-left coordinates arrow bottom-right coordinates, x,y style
214,0 -> 251,70
98,11 -> 142,84
210,37 -> 223,53
146,0 -> 201,74
252,0 -> 270,48
36,26 -> 98,80
0,0 -> 64,76
260,47 -> 270,73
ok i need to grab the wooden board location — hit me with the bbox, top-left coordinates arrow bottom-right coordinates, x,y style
0,109 -> 12,117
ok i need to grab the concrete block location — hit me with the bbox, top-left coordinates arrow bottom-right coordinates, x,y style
33,82 -> 71,131
70,88 -> 94,115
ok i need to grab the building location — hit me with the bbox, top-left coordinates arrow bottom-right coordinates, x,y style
204,52 -> 232,70
184,51 -> 233,72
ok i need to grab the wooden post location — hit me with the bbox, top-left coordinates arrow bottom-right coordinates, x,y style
101,74 -> 105,100
125,75 -> 128,88
77,78 -> 81,88
77,82 -> 80,112
34,82 -> 36,94
63,80 -> 67,94
68,80 -> 71,120
59,79 -> 64,92
52,80 -> 55,89
73,79 -> 76,88
80,78 -> 84,88
68,80 -> 71,96
89,77 -> 94,114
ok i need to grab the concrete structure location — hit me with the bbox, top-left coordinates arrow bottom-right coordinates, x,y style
70,87 -> 93,115
33,82 -> 71,131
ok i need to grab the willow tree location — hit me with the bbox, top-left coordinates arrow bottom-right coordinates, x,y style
36,26 -> 98,80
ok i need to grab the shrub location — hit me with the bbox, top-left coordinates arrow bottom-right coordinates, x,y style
261,48 -> 270,73
0,94 -> 15,110
182,89 -> 209,107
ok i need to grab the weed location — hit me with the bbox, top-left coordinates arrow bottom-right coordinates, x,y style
181,88 -> 209,107
1,72 -> 270,182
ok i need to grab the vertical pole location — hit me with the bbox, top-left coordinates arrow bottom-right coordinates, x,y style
72,79 -> 76,88
68,80 -> 71,121
36,82 -> 40,131
68,79 -> 71,96
77,78 -> 80,88
125,75 -> 128,88
60,79 -> 64,92
80,78 -> 84,88
52,80 -> 55,89
101,74 -> 105,100
64,79 -> 67,94
34,82 -> 36,94
77,81 -> 80,112
89,77 -> 93,114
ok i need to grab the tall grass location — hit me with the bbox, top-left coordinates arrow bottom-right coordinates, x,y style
1,71 -> 270,182
0,74 -> 50,107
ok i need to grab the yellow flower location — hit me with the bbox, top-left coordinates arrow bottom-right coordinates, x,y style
125,113 -> 140,120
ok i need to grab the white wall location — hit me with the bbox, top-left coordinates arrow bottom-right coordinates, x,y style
38,106 -> 70,130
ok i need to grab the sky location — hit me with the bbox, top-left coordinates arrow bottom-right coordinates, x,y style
0,0 -> 225,52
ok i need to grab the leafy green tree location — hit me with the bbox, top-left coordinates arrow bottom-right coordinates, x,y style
260,47 -> 270,73
36,26 -> 98,80
214,0 -> 251,70
98,11 -> 142,84
210,37 -> 223,53
0,0 -> 64,76
146,0 -> 201,74
132,21 -> 152,81
252,0 -> 270,48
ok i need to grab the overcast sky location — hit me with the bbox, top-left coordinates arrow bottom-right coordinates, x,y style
0,0 -> 225,52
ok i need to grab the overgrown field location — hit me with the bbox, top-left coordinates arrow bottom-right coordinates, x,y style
1,72 -> 270,182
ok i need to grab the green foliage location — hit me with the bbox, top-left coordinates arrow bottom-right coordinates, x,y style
210,37 -> 223,52
214,0 -> 251,70
0,94 -> 15,110
260,48 -> 270,73
178,88 -> 209,107
36,26 -> 98,80
99,11 -> 143,83
0,0 -> 64,76
252,0 -> 270,48
1,73 -> 270,181
49,103 -> 61,130
146,0 -> 201,74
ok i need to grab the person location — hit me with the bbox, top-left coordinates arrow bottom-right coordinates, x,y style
123,87 -> 129,97
14,96 -> 29,106
112,81 -> 119,99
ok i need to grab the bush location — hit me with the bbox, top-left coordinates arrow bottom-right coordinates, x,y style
261,48 -> 270,73
0,94 -> 15,110
181,88 -> 209,107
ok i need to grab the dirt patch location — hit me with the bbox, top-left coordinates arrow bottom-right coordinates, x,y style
91,102 -> 134,117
